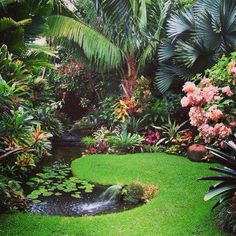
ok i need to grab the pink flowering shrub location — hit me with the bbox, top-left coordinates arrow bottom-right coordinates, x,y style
181,54 -> 236,143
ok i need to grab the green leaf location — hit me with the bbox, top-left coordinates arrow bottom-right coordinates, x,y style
204,183 -> 236,201
47,15 -> 122,70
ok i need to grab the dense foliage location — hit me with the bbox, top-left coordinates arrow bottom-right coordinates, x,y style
0,0 -> 69,210
181,53 -> 236,144
1,0 -> 236,234
156,0 -> 236,93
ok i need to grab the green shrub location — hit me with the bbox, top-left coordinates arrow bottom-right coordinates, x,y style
30,104 -> 64,137
0,175 -> 27,211
143,145 -> 167,153
143,93 -> 182,125
122,181 -> 158,204
81,136 -> 96,147
107,129 -> 144,153
98,96 -> 117,123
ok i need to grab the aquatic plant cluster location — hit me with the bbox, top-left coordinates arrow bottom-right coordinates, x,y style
26,165 -> 94,203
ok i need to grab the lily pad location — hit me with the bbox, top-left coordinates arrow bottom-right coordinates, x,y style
71,193 -> 81,199
42,191 -> 53,197
26,165 -> 94,200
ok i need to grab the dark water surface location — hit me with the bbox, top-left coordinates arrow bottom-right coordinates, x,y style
40,145 -> 83,167
25,146 -> 140,216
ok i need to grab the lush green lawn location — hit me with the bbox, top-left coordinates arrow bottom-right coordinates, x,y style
0,153 -> 227,236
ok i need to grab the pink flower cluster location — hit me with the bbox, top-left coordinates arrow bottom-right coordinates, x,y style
181,80 -> 223,107
181,78 -> 234,143
144,130 -> 160,145
198,123 -> 232,143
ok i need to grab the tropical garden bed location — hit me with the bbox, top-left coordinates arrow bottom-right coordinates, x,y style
1,0 -> 236,235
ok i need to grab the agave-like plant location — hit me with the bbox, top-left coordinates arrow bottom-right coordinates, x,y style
152,117 -> 189,145
155,0 -> 236,93
199,139 -> 236,209
108,129 -> 144,151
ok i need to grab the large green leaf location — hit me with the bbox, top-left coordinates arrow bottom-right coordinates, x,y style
210,167 -> 236,177
204,183 -> 236,201
47,15 -> 122,70
166,9 -> 194,38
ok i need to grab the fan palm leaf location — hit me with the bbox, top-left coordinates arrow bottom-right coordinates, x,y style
175,38 -> 218,70
158,41 -> 175,62
155,0 -> 236,93
155,64 -> 194,93
166,8 -> 194,39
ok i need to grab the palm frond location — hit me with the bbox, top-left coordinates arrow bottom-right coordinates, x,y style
94,0 -> 132,25
26,44 -> 57,57
167,8 -> 194,38
0,17 -> 31,33
47,15 -> 123,70
139,0 -> 172,68
194,0 -> 220,17
175,38 -> 218,70
155,64 -> 194,93
158,41 -> 175,62
21,52 -> 55,70
195,10 -> 221,48
219,0 -> 236,50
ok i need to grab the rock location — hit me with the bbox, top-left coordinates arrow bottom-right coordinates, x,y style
52,133 -> 82,146
187,144 -> 207,162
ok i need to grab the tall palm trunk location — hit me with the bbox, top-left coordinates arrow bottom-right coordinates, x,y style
122,52 -> 138,98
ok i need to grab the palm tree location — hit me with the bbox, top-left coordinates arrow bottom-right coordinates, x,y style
47,0 -> 173,97
155,0 -> 236,93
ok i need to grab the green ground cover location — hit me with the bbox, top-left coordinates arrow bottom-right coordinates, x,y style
0,153 -> 227,236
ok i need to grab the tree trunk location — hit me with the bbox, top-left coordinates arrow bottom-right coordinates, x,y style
122,53 -> 138,98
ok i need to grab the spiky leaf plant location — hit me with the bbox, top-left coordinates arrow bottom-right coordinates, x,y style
199,139 -> 236,209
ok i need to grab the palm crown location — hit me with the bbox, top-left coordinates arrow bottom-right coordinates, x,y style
47,0 -> 173,97
155,0 -> 236,93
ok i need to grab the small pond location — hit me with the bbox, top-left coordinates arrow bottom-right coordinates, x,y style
25,145 -> 140,216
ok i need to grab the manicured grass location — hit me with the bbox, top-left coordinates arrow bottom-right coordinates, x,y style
0,153 -> 227,236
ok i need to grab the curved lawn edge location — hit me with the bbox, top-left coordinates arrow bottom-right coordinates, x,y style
71,152 -> 186,185
0,153 -> 227,236
70,152 -> 226,236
